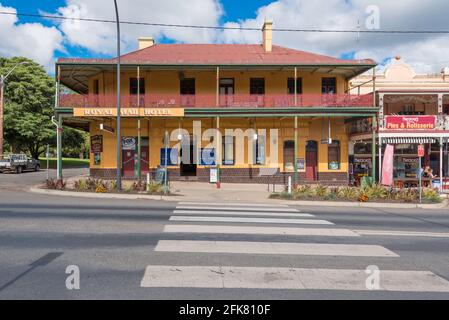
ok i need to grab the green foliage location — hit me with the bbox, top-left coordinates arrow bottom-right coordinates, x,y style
314,185 -> 329,198
74,179 -> 88,192
147,180 -> 164,194
1,57 -> 87,159
422,188 -> 442,203
362,183 -> 388,200
338,186 -> 359,200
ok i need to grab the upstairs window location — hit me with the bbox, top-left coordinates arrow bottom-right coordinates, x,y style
222,136 -> 235,165
250,78 -> 265,94
129,78 -> 145,95
322,77 -> 336,94
180,78 -> 196,95
287,78 -> 302,94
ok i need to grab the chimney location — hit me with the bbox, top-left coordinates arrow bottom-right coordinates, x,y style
138,37 -> 155,50
262,20 -> 273,52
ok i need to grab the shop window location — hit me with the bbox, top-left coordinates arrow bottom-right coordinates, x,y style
287,78 -> 302,94
160,148 -> 178,166
253,134 -> 266,165
222,136 -> 235,165
354,142 -> 372,155
328,140 -> 340,170
322,77 -> 336,94
129,78 -> 145,95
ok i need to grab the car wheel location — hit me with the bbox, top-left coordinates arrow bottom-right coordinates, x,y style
35,165 -> 40,172
16,166 -> 23,174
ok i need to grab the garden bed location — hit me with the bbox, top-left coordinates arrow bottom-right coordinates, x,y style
44,178 -> 170,195
269,184 -> 442,204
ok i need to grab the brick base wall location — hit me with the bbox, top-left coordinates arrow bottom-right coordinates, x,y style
90,168 -> 348,185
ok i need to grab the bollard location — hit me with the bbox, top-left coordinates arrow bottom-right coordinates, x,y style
288,176 -> 292,194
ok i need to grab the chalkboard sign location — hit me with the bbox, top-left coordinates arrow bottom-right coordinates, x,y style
155,168 -> 167,184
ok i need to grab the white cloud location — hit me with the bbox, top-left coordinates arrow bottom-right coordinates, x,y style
0,3 -> 64,70
53,0 -> 223,55
218,0 -> 449,73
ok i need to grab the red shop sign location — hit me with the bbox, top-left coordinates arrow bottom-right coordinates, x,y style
418,144 -> 425,157
384,115 -> 436,130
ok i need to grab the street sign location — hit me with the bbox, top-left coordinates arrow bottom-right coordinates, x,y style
418,144 -> 425,157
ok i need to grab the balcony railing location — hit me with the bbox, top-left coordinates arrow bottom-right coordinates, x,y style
59,93 -> 374,109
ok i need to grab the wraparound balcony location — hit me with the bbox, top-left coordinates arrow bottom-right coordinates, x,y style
59,93 -> 374,109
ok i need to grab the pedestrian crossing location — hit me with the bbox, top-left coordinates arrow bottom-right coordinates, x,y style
141,201 -> 449,293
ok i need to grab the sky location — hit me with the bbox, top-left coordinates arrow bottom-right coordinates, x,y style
1,0 -> 449,74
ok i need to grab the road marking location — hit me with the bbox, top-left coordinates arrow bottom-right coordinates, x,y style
173,210 -> 314,218
179,202 -> 290,208
176,206 -> 300,212
169,216 -> 333,225
164,224 -> 359,237
141,266 -> 449,292
355,229 -> 449,238
155,240 -> 398,257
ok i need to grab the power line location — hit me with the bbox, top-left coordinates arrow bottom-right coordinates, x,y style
2,11 -> 449,34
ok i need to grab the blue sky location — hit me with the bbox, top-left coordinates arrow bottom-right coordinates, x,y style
1,0 -> 449,73
1,0 -> 274,60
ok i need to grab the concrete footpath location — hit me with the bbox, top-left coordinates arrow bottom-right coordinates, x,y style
29,180 -> 449,210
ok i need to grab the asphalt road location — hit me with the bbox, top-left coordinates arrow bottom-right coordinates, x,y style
1,171 -> 449,299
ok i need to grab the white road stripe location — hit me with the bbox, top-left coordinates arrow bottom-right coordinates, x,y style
169,216 -> 333,225
173,209 -> 314,218
141,266 -> 449,292
179,202 -> 290,208
155,240 -> 398,257
176,206 -> 299,212
355,229 -> 449,238
164,224 -> 359,237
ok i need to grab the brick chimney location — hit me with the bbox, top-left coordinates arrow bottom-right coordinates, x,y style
138,37 -> 155,50
262,20 -> 273,52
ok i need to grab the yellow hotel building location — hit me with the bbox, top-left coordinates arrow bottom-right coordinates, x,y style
55,21 -> 378,185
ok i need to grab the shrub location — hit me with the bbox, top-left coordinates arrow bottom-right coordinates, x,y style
358,193 -> 369,202
147,180 -> 164,194
74,179 -> 88,192
46,178 -> 66,190
422,188 -> 442,203
108,180 -> 117,191
363,183 -> 388,200
293,185 -> 313,199
394,188 -> 418,202
132,180 -> 147,192
338,186 -> 358,200
314,185 -> 329,198
95,184 -> 107,193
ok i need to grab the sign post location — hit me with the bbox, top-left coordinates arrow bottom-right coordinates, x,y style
418,144 -> 424,203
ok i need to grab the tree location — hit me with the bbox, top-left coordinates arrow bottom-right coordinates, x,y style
1,57 -> 87,159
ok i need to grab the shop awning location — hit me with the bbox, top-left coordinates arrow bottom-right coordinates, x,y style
381,137 -> 438,144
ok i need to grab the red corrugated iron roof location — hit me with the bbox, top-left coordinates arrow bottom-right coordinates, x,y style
58,44 -> 375,66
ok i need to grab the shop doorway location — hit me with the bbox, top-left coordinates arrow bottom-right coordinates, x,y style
306,140 -> 318,181
180,135 -> 197,176
122,137 -> 149,178
283,140 -> 295,171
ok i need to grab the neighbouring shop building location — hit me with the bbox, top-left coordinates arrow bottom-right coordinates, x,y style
350,56 -> 449,189
55,21 -> 378,185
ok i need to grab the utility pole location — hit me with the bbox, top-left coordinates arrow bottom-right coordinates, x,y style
114,0 -> 122,191
0,61 -> 29,159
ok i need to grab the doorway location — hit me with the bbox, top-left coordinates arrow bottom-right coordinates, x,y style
122,137 -> 149,178
306,140 -> 318,181
180,135 -> 197,176
283,140 -> 295,171
219,78 -> 234,107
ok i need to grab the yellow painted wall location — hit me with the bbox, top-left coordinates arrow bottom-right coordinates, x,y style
89,117 -> 348,173
88,70 -> 346,96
